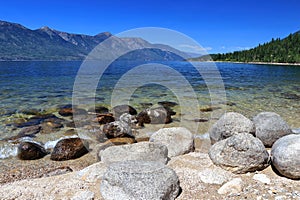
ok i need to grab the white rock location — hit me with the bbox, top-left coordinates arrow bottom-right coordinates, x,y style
198,168 -> 233,185
150,127 -> 194,157
217,178 -> 243,195
76,161 -> 107,182
71,190 -> 95,200
253,174 -> 271,184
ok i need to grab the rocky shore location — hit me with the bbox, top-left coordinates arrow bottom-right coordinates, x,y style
0,103 -> 299,199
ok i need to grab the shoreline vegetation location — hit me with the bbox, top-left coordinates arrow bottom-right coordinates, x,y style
208,60 -> 300,66
190,31 -> 300,65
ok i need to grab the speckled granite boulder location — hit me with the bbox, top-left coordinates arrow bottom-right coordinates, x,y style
150,127 -> 194,157
209,112 -> 255,144
271,134 -> 300,179
100,161 -> 180,200
253,112 -> 292,147
209,133 -> 270,173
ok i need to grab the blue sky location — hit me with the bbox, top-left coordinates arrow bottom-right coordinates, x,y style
0,0 -> 299,53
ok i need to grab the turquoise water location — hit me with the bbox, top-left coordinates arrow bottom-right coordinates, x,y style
0,61 -> 299,139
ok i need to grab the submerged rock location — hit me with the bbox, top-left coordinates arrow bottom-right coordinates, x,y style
99,142 -> 168,164
136,107 -> 172,126
157,101 -> 178,107
50,138 -> 89,161
20,108 -> 41,115
150,127 -> 194,157
111,105 -> 137,119
200,105 -> 222,112
209,133 -> 270,174
100,161 -> 180,200
40,118 -> 64,134
58,107 -> 87,117
18,142 -> 48,160
96,113 -> 115,125
13,114 -> 60,128
253,112 -> 292,147
88,106 -> 109,114
18,125 -> 41,136
209,112 -> 255,144
271,134 -> 300,179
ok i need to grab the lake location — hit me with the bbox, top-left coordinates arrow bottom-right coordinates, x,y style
0,61 -> 299,144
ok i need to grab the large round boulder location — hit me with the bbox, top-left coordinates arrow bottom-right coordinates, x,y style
209,133 -> 270,173
209,112 -> 255,144
271,134 -> 300,179
50,138 -> 89,161
18,142 -> 48,160
150,127 -> 194,157
100,161 -> 180,200
253,112 -> 292,147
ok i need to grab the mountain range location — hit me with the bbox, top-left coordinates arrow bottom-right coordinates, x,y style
0,20 -> 188,61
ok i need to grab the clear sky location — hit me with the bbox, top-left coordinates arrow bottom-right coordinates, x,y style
0,0 -> 299,53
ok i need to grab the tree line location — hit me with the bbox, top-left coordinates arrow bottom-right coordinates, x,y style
196,32 -> 300,63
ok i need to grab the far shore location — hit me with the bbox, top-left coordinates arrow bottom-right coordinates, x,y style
209,60 -> 300,66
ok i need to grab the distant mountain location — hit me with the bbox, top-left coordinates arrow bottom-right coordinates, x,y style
191,31 -> 300,63
0,20 -> 188,61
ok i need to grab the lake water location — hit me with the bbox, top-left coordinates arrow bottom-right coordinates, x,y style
0,61 -> 299,146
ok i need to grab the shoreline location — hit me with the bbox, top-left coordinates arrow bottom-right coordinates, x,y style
211,60 -> 300,66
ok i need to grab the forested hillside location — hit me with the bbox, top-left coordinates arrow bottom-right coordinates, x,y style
193,31 -> 300,63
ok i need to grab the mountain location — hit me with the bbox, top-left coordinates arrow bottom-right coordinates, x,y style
191,31 -> 300,63
0,20 -> 188,61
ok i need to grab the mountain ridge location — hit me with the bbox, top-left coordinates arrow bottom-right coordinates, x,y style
0,20 -> 188,61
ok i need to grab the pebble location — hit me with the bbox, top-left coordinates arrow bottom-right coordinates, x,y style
70,190 -> 95,200
275,195 -> 287,200
217,178 -> 243,195
253,174 -> 271,184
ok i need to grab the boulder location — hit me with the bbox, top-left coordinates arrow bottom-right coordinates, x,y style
150,127 -> 194,157
136,107 -> 172,126
102,113 -> 134,138
209,112 -> 255,144
99,142 -> 168,164
253,112 -> 292,147
111,105 -> 137,119
18,142 -> 48,160
50,138 -> 89,161
100,161 -> 180,200
209,133 -> 270,173
271,134 -> 300,179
